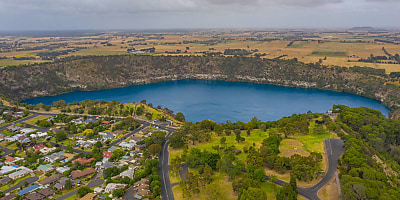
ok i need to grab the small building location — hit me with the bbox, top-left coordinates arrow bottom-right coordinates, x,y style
80,193 -> 96,200
0,166 -> 16,175
120,168 -> 135,179
72,157 -> 95,165
33,144 -> 47,152
17,184 -> 41,195
108,146 -> 119,152
8,167 -> 32,180
44,151 -> 64,163
37,188 -> 56,199
104,183 -> 127,193
0,177 -> 10,186
39,174 -> 62,186
37,164 -> 55,173
4,156 -> 17,165
56,166 -> 71,174
23,193 -> 44,200
71,168 -> 96,179
0,194 -> 17,200
103,151 -> 113,159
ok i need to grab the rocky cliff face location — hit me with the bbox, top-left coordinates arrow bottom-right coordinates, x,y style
1,55 -> 399,115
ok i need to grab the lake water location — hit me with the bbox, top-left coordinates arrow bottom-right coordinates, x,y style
23,79 -> 391,123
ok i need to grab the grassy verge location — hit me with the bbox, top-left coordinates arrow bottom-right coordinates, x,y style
24,115 -> 51,125
0,174 -> 31,192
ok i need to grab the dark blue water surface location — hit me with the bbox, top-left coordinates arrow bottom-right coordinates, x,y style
22,79 -> 391,123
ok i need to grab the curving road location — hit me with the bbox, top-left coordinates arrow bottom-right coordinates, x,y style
167,138 -> 345,200
297,138 -> 345,200
159,130 -> 175,200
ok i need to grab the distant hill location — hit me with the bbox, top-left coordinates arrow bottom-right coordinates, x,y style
349,27 -> 375,31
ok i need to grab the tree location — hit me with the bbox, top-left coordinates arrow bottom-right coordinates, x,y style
136,106 -> 144,116
77,187 -> 93,197
253,168 -> 266,182
169,131 -> 187,148
204,182 -> 222,200
145,112 -> 153,120
269,175 -> 278,192
220,137 -> 226,145
240,187 -> 267,200
55,132 -> 67,142
176,112 -> 186,122
113,188 -> 125,198
65,179 -> 73,190
148,144 -> 162,156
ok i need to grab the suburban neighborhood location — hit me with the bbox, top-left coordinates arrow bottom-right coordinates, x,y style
0,102 -> 179,200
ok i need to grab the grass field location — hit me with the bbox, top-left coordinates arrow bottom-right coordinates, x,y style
2,31 -> 400,74
24,115 -> 50,125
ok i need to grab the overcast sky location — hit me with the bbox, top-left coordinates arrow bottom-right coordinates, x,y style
0,0 -> 399,30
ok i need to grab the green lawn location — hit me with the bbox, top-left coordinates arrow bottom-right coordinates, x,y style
170,129 -> 269,162
24,115 -> 51,125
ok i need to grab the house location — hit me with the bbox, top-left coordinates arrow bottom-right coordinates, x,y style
30,134 -> 38,139
8,167 -> 32,179
102,121 -> 110,125
20,128 -> 37,135
75,135 -> 87,140
39,147 -> 56,155
0,166 -> 16,175
37,132 -> 48,138
39,174 -> 61,186
18,135 -> 31,143
44,151 -> 64,163
85,119 -> 97,124
23,193 -> 44,200
71,118 -> 83,125
120,168 -> 135,179
13,112 -> 24,118
103,151 -> 113,159
37,164 -> 55,173
102,133 -> 114,142
62,153 -> 75,162
80,193 -> 96,200
0,193 -> 17,200
33,144 -> 47,152
54,178 -> 79,191
37,188 -> 56,198
0,177 -> 10,186
71,168 -> 95,179
67,134 -> 75,140
4,156 -> 17,165
108,146 -> 119,152
93,187 -> 104,194
72,157 -> 95,165
104,183 -> 126,193
119,141 -> 135,149
135,144 -> 146,151
56,166 -> 70,174
17,184 -> 41,195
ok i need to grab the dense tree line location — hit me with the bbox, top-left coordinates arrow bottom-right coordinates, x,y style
335,105 -> 400,199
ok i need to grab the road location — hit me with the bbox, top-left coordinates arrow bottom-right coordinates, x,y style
4,176 -> 39,193
56,170 -> 104,200
0,145 -> 15,157
297,138 -> 345,200
159,130 -> 175,200
170,138 -> 345,200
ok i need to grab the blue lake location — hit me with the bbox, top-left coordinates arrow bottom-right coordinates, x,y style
22,79 -> 391,123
